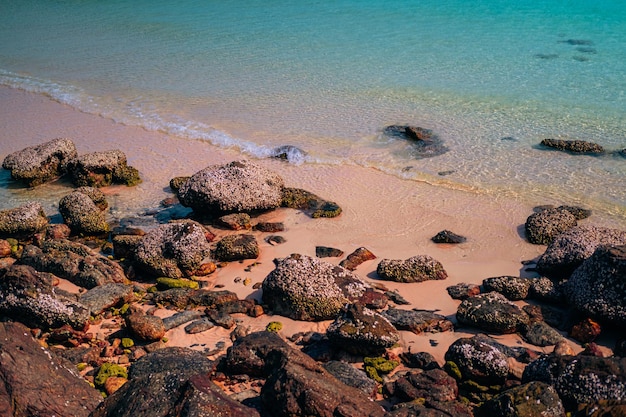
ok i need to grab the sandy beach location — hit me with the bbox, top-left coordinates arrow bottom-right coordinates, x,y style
1,84 -> 620,364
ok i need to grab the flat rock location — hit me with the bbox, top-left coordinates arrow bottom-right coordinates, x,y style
0,321 -> 102,416
177,160 -> 284,214
381,308 -> 454,334
79,283 -> 134,315
377,255 -> 448,283
525,207 -> 578,245
262,253 -> 370,321
323,360 -> 378,398
315,245 -> 344,258
339,246 -> 376,270
2,138 -> 78,186
0,202 -> 49,239
67,149 -> 141,187
446,282 -> 481,300
162,310 -> 204,330
456,291 -> 530,334
281,187 -> 342,218
133,220 -> 212,278
536,225 -> 626,279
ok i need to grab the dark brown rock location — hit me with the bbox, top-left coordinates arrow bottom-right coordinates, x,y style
377,255 -> 448,283
478,381 -> 565,417
323,360 -> 378,398
432,230 -> 467,244
482,276 -> 532,300
223,331 -> 292,377
540,138 -> 604,154
0,321 -> 102,416
391,369 -> 458,403
213,233 -> 259,262
315,245 -> 345,258
339,246 -> 376,270
382,308 -> 454,334
125,312 -> 166,342
218,213 -> 251,230
253,221 -> 285,232
525,207 -> 578,245
456,292 -> 530,334
569,317 -> 602,343
447,282 -> 481,300
281,187 -> 342,218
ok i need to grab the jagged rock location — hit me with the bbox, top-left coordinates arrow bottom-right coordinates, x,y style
262,253 -> 370,321
446,282 -> 481,300
383,125 -> 449,158
479,381 -> 566,417
134,220 -> 212,279
59,188 -> 109,235
0,202 -> 49,239
213,234 -> 259,262
125,312 -> 166,342
260,343 -> 385,417
315,246 -> 344,258
20,240 -> 127,289
281,187 -> 342,218
339,246 -> 376,270
456,292 -> 530,334
536,225 -> 626,279
432,230 -> 467,244
323,360 -> 378,398
377,255 -> 448,283
218,213 -> 251,230
2,138 -> 78,186
525,207 -> 578,245
381,308 -> 454,334
0,264 -> 90,330
444,335 -> 510,385
388,369 -> 458,403
540,138 -> 604,154
482,276 -> 532,300
523,321 -> 565,347
564,245 -> 626,327
177,160 -> 284,214
522,354 -> 626,409
79,283 -> 134,316
0,321 -> 102,416
67,149 -> 141,187
326,303 -> 399,355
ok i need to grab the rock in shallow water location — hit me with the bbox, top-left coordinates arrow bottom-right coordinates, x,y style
0,202 -> 49,239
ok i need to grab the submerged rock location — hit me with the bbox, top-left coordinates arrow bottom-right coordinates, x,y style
178,160 -> 284,214
383,125 -> 449,158
540,138 -> 604,154
2,138 -> 78,186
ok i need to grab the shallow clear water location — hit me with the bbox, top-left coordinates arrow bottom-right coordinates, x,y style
1,0 -> 625,218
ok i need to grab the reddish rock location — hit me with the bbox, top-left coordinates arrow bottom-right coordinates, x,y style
46,223 -> 72,240
125,313 -> 166,342
0,239 -> 10,258
339,247 -> 376,270
194,262 -> 217,276
569,318 -> 601,344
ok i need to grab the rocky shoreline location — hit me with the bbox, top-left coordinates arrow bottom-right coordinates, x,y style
0,138 -> 625,416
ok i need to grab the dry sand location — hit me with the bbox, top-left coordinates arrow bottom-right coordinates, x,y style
1,85 -> 617,363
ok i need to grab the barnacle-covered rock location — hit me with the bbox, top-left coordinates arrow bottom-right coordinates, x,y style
262,253 -> 370,321
456,292 -> 530,334
0,202 -> 49,239
525,207 -> 578,245
377,255 -> 447,283
59,188 -> 109,235
482,276 -> 532,300
67,149 -> 141,187
444,335 -> 510,385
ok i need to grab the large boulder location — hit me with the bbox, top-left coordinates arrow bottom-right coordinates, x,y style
177,160 -> 284,214
261,253 -> 370,321
0,264 -> 90,330
478,381 -> 566,417
444,335 -> 510,385
326,303 -> 400,355
456,292 -> 530,334
133,221 -> 212,279
564,245 -> 626,327
59,188 -> 109,235
376,255 -> 448,283
0,321 -> 102,416
2,138 -> 78,186
67,149 -> 141,187
0,202 -> 48,239
522,354 -> 626,409
20,240 -> 128,289
525,207 -> 578,245
536,225 -> 626,279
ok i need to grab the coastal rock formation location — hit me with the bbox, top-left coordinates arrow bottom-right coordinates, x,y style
525,207 -> 578,245
0,264 -> 90,330
564,244 -> 626,327
444,335 -> 510,385
281,187 -> 342,218
456,291 -> 530,334
386,369 -> 458,403
67,149 -> 141,187
523,321 -> 565,347
262,253 -> 370,321
446,282 -> 481,300
213,233 -> 259,262
0,321 -> 102,416
177,160 -> 284,214
478,381 -> 566,417
381,308 -> 454,334
0,202 -> 48,239
20,240 -> 127,289
78,283 -> 134,316
431,229 -> 467,244
540,138 -> 604,154
377,255 -> 448,283
536,225 -> 626,279
522,354 -> 626,409
383,125 -> 449,158
133,220 -> 212,279
326,303 -> 400,355
323,360 -> 378,398
339,246 -> 376,270
1,137 -> 78,186
59,188 -> 110,235
482,276 -> 532,300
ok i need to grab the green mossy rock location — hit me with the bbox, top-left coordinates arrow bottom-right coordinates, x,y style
156,277 -> 199,290
95,363 -> 128,388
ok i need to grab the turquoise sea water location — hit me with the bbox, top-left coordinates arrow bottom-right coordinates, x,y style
1,0 -> 625,219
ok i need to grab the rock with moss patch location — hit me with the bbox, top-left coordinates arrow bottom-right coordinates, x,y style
213,234 -> 259,262
59,188 -> 109,235
377,255 -> 448,283
262,253 -> 371,321
456,291 -> 530,334
156,277 -> 199,290
67,149 -> 141,187
177,160 -> 284,214
2,138 -> 78,187
0,202 -> 49,239
95,363 -> 128,389
134,220 -> 212,279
